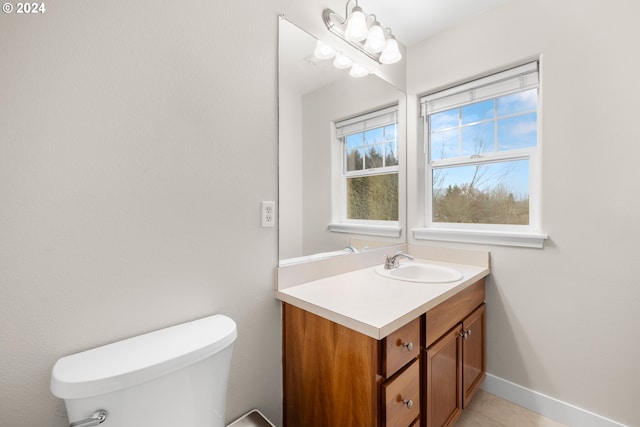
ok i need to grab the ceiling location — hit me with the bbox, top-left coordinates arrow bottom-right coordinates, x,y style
280,0 -> 513,95
353,0 -> 511,46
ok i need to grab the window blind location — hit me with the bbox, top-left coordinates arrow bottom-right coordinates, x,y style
420,62 -> 538,116
335,105 -> 398,139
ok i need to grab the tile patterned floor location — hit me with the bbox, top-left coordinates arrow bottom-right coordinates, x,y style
457,390 -> 568,427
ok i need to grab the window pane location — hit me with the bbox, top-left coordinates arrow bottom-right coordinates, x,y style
462,100 -> 494,124
430,128 -> 458,160
462,121 -> 494,156
497,89 -> 537,116
432,159 -> 529,225
384,124 -> 397,141
346,147 -> 364,171
497,112 -> 537,150
430,109 -> 458,131
365,145 -> 384,169
385,141 -> 398,166
347,174 -> 398,220
346,134 -> 362,152
364,127 -> 384,144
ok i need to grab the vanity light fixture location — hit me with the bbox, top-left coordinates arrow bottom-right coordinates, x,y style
349,62 -> 370,78
379,36 -> 401,64
363,20 -> 386,53
323,0 -> 402,65
313,39 -> 371,78
314,40 -> 337,60
333,53 -> 354,69
344,5 -> 368,41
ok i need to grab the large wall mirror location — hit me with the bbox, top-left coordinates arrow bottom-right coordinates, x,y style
278,17 -> 407,266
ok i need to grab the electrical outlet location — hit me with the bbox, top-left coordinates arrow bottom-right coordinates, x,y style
261,201 -> 275,227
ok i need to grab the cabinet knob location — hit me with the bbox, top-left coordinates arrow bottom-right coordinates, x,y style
401,341 -> 413,351
402,399 -> 413,409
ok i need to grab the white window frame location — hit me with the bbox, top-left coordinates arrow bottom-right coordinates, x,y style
328,105 -> 401,237
413,62 -> 547,248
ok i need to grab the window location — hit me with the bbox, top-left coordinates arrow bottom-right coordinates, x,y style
329,106 -> 400,237
416,62 -> 547,248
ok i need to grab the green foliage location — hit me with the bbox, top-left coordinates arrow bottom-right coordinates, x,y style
347,174 -> 398,221
433,183 -> 528,225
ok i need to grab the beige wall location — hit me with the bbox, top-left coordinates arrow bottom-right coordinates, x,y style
0,1 -> 285,425
407,1 -> 640,425
278,85 -> 304,260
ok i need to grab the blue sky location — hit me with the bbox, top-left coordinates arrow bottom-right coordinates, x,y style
430,89 -> 536,199
433,159 -> 530,200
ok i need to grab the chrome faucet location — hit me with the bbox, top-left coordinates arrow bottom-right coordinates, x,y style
384,251 -> 415,269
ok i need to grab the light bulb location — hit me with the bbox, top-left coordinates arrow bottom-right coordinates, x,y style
364,23 -> 386,53
333,53 -> 354,69
349,63 -> 370,78
379,37 -> 402,64
314,40 -> 336,60
344,6 -> 368,42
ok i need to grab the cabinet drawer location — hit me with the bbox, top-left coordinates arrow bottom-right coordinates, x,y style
383,316 -> 421,377
383,359 -> 420,427
425,279 -> 485,348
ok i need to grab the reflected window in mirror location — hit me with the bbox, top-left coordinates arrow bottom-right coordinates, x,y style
333,106 -> 399,228
278,16 -> 407,264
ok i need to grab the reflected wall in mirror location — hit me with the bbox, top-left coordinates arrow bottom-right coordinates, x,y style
278,17 -> 407,266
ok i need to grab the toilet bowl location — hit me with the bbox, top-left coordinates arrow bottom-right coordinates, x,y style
51,314 -> 237,427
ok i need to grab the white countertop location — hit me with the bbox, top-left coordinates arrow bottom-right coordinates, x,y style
276,258 -> 489,340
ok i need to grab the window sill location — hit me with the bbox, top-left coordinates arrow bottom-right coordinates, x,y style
329,223 -> 402,238
412,228 -> 548,249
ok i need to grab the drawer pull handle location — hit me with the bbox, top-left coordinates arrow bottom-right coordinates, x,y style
402,399 -> 413,409
401,341 -> 413,351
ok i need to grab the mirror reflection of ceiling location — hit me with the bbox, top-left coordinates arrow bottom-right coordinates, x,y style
279,21 -> 350,96
359,0 -> 512,46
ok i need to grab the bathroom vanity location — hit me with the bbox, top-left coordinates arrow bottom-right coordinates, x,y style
276,246 -> 490,427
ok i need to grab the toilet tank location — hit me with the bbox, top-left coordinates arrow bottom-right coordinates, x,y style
51,314 -> 237,427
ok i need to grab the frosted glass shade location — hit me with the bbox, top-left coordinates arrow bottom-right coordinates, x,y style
333,53 -> 354,69
314,40 -> 336,60
364,23 -> 386,53
349,63 -> 370,78
344,6 -> 368,42
379,37 -> 402,64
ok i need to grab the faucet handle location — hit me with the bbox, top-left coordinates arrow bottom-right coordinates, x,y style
384,254 -> 394,269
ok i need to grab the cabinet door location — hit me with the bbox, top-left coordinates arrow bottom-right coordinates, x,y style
282,304 -> 380,427
424,325 -> 462,427
462,304 -> 486,407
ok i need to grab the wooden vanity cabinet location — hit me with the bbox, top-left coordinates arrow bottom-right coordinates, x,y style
283,303 -> 421,427
423,280 -> 486,427
282,278 -> 486,427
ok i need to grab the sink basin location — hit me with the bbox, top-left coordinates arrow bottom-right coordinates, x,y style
375,262 -> 463,283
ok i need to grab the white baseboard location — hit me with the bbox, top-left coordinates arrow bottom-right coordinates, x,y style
481,374 -> 627,427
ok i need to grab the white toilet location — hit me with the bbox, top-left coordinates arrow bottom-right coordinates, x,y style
51,314 -> 237,427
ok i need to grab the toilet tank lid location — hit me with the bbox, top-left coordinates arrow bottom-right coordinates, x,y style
50,314 -> 237,399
